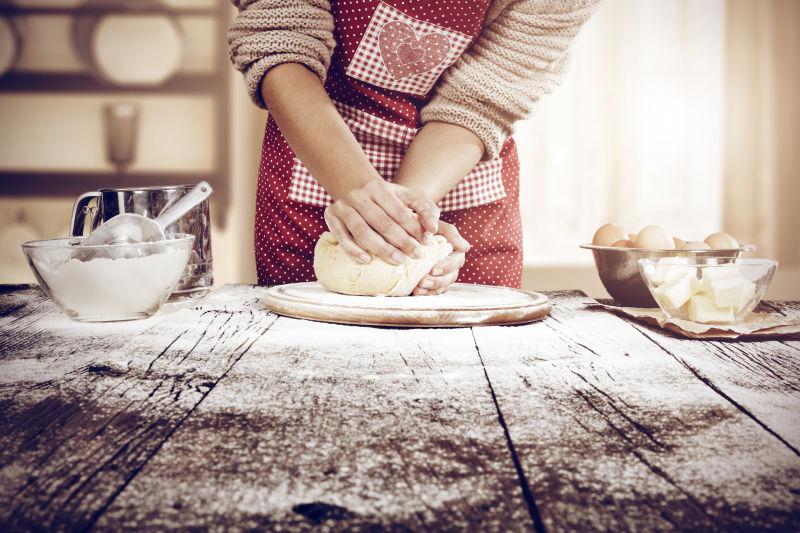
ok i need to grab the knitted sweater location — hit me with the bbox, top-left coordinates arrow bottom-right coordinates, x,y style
228,0 -> 598,160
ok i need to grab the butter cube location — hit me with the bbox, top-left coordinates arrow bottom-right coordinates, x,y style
654,270 -> 700,309
703,271 -> 756,312
688,293 -> 734,323
701,266 -> 741,281
652,257 -> 691,284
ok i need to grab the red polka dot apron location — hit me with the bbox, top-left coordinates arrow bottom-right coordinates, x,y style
255,0 -> 523,288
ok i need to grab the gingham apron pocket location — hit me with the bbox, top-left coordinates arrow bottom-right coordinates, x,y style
439,158 -> 506,212
288,101 -> 506,212
287,152 -> 405,208
287,101 -> 414,208
345,1 -> 473,96
288,154 -> 506,212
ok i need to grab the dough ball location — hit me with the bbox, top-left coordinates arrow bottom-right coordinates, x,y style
635,225 -> 675,249
592,224 -> 627,246
313,232 -> 453,296
704,232 -> 739,250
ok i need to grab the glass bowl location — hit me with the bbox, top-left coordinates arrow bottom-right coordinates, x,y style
22,234 -> 194,322
580,244 -> 755,307
638,257 -> 777,324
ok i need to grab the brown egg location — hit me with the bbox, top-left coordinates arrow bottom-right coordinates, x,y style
635,225 -> 675,250
681,241 -> 711,250
592,224 -> 627,246
704,232 -> 739,250
628,233 -> 638,241
612,239 -> 636,248
673,237 -> 686,248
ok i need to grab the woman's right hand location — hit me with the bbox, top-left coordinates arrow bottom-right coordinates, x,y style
324,178 -> 440,265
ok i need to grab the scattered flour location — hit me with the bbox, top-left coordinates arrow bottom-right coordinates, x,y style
34,249 -> 189,320
275,282 -> 537,309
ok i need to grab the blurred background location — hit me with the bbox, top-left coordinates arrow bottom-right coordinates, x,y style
0,0 -> 798,298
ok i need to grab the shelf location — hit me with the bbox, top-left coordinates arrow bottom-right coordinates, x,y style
0,171 -> 221,196
0,0 -> 232,228
0,170 -> 230,228
0,72 -> 223,94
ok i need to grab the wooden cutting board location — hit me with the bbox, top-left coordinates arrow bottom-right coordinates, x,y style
262,282 -> 550,327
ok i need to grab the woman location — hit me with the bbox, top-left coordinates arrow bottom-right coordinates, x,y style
229,0 -> 597,294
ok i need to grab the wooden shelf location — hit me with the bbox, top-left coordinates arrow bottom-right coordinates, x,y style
0,170 -> 220,196
0,72 -> 221,94
0,0 -> 232,227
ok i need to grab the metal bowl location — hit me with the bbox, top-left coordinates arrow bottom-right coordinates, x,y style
580,244 -> 756,307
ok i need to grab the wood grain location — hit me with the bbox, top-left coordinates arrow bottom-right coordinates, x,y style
94,318 -> 534,530
629,306 -> 800,453
472,291 -> 800,531
0,285 -> 276,530
1,285 -> 799,531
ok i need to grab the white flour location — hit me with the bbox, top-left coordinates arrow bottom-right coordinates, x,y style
34,250 -> 188,319
276,282 -> 535,309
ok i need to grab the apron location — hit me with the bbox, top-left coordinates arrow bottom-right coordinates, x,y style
255,0 -> 523,288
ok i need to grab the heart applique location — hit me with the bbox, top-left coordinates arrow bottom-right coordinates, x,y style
397,42 -> 425,65
378,21 -> 451,80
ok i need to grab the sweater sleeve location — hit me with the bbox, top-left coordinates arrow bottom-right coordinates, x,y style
420,0 -> 599,160
227,0 -> 336,109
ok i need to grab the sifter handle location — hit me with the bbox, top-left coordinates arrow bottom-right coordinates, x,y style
155,181 -> 213,231
69,191 -> 100,237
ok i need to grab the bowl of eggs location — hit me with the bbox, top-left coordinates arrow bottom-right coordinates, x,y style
580,224 -> 755,307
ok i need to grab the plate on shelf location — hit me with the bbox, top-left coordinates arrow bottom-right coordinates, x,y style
73,0 -> 184,86
0,16 -> 21,79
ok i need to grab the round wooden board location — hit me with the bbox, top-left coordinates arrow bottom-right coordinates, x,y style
262,282 -> 550,327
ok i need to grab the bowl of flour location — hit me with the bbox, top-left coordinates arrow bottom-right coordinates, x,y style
22,234 -> 194,322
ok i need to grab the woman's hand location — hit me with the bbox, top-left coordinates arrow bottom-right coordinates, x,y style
386,121 -> 481,294
324,179 -> 440,265
413,222 -> 471,295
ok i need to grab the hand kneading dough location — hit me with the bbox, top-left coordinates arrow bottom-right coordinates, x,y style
313,231 -> 453,296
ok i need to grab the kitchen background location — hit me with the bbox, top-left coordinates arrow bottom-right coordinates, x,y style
0,0 -> 798,299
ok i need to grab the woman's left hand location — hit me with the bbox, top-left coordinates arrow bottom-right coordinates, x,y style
413,221 -> 471,296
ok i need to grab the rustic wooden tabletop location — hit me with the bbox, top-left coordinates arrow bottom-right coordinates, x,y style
0,284 -> 798,531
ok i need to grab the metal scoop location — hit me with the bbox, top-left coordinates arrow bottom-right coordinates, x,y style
80,181 -> 212,247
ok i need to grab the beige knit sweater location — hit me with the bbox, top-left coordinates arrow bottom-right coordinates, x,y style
228,0 -> 598,160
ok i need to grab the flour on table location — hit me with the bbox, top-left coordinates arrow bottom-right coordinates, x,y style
275,282 -> 536,309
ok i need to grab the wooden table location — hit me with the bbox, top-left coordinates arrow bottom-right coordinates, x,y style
1,284 -> 798,531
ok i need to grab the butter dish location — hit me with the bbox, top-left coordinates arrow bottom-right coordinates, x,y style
638,258 -> 776,325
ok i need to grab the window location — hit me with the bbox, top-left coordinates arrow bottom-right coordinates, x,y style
516,0 -> 726,265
